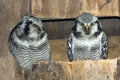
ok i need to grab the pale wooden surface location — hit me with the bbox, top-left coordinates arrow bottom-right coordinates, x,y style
32,0 -> 119,19
17,59 -> 118,80
0,0 -> 30,80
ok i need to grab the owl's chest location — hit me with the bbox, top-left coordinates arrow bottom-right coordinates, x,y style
73,37 -> 101,52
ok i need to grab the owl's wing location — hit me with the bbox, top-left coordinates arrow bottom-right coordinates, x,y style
101,32 -> 108,59
67,33 -> 74,61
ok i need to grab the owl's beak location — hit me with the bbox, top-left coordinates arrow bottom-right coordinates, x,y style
85,24 -> 89,30
84,24 -> 90,35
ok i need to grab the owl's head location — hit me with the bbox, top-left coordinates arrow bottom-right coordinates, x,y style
72,12 -> 102,37
14,15 -> 45,41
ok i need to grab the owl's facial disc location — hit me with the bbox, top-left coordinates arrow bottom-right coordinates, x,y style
30,24 -> 41,32
83,23 -> 91,35
23,15 -> 43,34
78,22 -> 91,35
80,21 -> 98,35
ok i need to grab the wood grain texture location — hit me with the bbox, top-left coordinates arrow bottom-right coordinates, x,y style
0,0 -> 30,80
17,59 -> 119,80
114,59 -> 120,80
32,0 -> 119,19
0,0 -> 30,56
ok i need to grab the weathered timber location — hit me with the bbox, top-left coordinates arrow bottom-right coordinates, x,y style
16,59 -> 120,80
0,0 -> 30,80
32,0 -> 119,19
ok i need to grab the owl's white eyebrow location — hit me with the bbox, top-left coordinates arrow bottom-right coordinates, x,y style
75,20 -> 80,23
94,21 -> 98,23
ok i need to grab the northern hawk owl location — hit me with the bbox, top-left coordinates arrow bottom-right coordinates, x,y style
9,15 -> 51,69
67,12 -> 108,61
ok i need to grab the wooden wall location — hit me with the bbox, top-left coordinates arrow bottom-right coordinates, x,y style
32,0 -> 119,19
0,0 -> 30,56
33,0 -> 120,39
0,0 -> 30,80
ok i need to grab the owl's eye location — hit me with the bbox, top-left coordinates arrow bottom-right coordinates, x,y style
32,24 -> 43,31
32,24 -> 38,28
75,20 -> 84,27
91,21 -> 98,26
79,23 -> 84,27
91,23 -> 95,26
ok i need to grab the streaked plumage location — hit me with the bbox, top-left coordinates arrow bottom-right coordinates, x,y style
67,12 -> 108,61
8,15 -> 51,69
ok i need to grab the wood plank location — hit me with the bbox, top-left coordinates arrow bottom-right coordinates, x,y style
16,59 -> 120,80
32,0 -> 119,19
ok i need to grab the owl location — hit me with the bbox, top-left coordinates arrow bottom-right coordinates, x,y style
67,12 -> 108,61
8,15 -> 51,69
